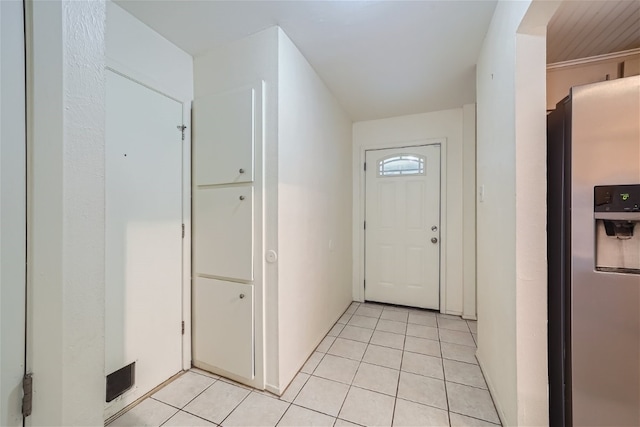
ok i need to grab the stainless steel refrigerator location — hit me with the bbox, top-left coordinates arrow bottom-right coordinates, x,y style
548,75 -> 640,426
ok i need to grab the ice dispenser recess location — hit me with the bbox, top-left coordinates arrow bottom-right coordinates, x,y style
594,185 -> 640,274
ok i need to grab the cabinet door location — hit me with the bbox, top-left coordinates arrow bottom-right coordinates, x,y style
193,277 -> 254,379
194,186 -> 253,281
193,86 -> 255,185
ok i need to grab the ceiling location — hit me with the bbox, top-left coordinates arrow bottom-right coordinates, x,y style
115,0 -> 639,121
114,0 -> 497,121
547,0 -> 640,64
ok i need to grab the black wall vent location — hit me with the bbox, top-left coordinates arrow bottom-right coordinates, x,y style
106,362 -> 135,402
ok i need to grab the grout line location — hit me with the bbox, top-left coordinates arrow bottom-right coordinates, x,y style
217,389 -> 254,426
448,409 -> 501,426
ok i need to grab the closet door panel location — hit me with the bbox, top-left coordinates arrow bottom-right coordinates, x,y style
193,87 -> 255,186
193,277 -> 254,379
194,186 -> 254,281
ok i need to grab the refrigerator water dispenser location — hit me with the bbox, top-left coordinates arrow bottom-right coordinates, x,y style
594,185 -> 640,274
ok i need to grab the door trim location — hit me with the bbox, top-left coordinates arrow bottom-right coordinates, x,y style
353,138 -> 448,312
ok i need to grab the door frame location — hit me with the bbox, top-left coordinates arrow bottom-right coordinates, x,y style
353,138 -> 448,311
105,64 -> 193,373
0,0 -> 27,424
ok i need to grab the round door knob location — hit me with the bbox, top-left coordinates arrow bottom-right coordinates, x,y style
239,294 -> 245,299
239,195 -> 245,201
431,237 -> 438,244
239,168 -> 245,174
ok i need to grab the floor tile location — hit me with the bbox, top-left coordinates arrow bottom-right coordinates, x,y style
397,371 -> 447,410
301,352 -> 325,374
392,398 -> 449,427
443,359 -> 487,389
183,380 -> 250,424
280,373 -> 310,403
328,323 -> 345,337
404,336 -> 441,358
447,382 -> 500,424
438,318 -> 471,332
345,303 -> 360,315
449,412 -> 500,426
401,351 -> 444,380
376,319 -> 407,334
362,344 -> 403,370
407,312 -> 437,327
316,336 -> 337,353
355,305 -> 383,318
152,371 -> 215,408
327,338 -> 368,361
163,411 -> 216,426
277,404 -> 335,427
222,392 -> 288,427
406,324 -> 439,340
190,368 -> 221,380
338,312 -> 353,325
334,419 -> 362,426
441,342 -> 478,365
467,320 -> 478,333
370,330 -> 405,350
380,309 -> 408,322
314,354 -> 359,384
109,398 -> 178,427
347,314 -> 379,329
338,325 -> 374,343
352,362 -> 399,396
293,376 -> 349,417
338,387 -> 395,427
439,329 -> 476,347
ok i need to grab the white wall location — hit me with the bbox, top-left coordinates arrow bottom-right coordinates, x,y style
277,29 -> 353,389
27,0 -> 106,424
106,1 -> 193,102
476,0 -> 557,425
105,0 -> 194,376
194,27 -> 279,391
0,1 -> 27,425
352,107 -> 475,316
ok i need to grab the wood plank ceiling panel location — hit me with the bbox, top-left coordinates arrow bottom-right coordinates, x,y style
547,0 -> 640,64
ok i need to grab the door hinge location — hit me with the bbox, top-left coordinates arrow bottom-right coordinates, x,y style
364,162 -> 367,171
182,224 -> 185,238
363,280 -> 366,289
181,321 -> 185,335
364,221 -> 366,230
177,125 -> 187,141
22,373 -> 33,417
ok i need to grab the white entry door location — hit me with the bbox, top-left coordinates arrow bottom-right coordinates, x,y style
365,145 -> 441,309
105,71 -> 184,417
0,1 -> 27,425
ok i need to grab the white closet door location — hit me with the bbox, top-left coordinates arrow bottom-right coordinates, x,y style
194,186 -> 254,281
193,87 -> 255,186
105,70 -> 183,416
193,277 -> 254,379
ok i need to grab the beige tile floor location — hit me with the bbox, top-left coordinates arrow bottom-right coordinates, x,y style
108,302 -> 500,427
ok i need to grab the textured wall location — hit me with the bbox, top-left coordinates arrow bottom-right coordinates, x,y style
29,0 -> 106,424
